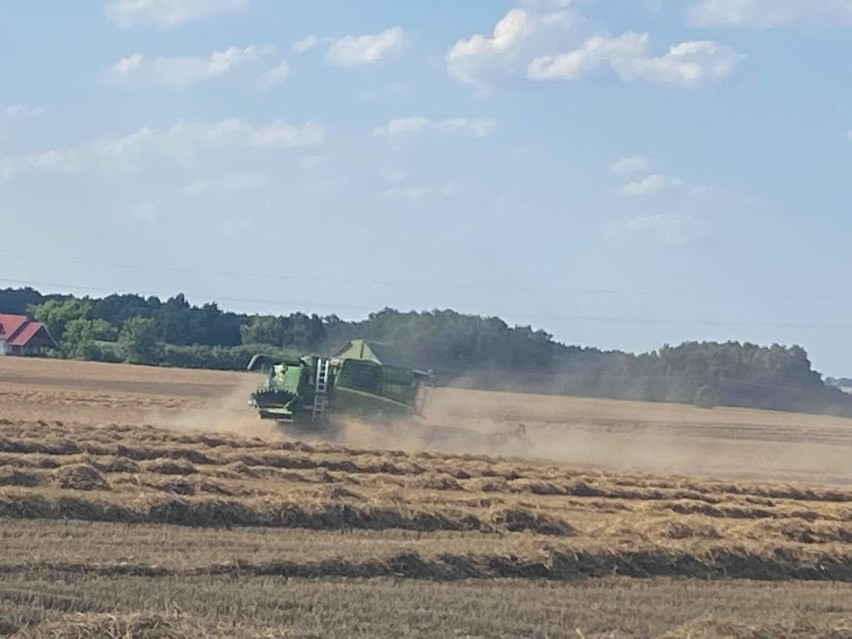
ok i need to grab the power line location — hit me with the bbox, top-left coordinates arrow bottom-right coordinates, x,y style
2,252 -> 852,301
2,276 -> 852,331
0,278 -> 375,312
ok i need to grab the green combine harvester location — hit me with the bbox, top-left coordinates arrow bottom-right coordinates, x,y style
247,339 -> 433,429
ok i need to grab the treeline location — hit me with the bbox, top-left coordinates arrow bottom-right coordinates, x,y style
3,287 -> 852,417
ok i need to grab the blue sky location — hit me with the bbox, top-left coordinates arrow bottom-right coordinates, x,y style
1,0 -> 851,374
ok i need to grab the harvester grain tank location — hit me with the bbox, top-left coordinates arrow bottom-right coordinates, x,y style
247,339 -> 433,429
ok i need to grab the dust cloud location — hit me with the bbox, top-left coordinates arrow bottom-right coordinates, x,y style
157,381 -> 852,485
150,376 -> 284,441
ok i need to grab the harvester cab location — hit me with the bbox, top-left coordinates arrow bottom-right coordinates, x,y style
247,339 -> 433,431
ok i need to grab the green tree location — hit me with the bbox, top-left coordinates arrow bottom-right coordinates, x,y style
62,318 -> 117,360
118,317 -> 162,365
30,298 -> 92,344
0,287 -> 46,315
240,316 -> 290,346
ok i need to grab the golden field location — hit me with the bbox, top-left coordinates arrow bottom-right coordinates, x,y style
0,357 -> 850,638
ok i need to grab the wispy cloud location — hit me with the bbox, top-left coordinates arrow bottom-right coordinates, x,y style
688,0 -> 852,29
94,119 -> 326,156
3,104 -> 45,117
378,182 -> 459,202
612,156 -> 706,197
104,45 -> 274,88
260,60 -> 291,86
1,118 -> 326,180
623,173 -> 685,196
0,149 -> 78,180
605,153 -> 719,243
25,150 -> 79,171
326,27 -> 405,66
105,0 -> 250,28
292,35 -> 320,54
372,116 -> 496,138
607,214 -> 695,244
182,172 -> 268,196
611,156 -> 652,177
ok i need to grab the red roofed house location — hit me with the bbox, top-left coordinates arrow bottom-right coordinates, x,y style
0,314 -> 58,357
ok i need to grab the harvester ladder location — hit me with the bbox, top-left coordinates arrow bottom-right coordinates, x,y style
312,358 -> 330,420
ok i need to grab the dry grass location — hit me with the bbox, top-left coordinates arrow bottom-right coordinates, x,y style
4,357 -> 852,484
9,614 -> 208,639
2,357 -> 852,637
0,419 -> 851,583
0,572 -> 850,638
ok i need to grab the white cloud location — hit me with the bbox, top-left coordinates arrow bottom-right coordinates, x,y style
105,0 -> 250,28
0,118 -> 325,178
378,182 -> 461,201
611,156 -> 652,177
326,27 -> 405,66
688,0 -> 852,29
608,214 -> 694,244
359,81 -> 411,102
105,45 -> 274,88
447,4 -> 578,84
95,119 -> 326,157
24,150 -> 80,173
3,104 -> 45,117
0,118 -> 325,188
448,2 -> 739,88
0,149 -> 79,180
847,130 -> 852,142
612,154 -> 709,197
249,120 -> 327,147
622,173 -> 684,196
606,154 -> 717,243
261,60 -> 291,86
292,35 -> 320,53
94,126 -> 158,156
25,150 -> 79,170
372,116 -> 496,138
373,117 -> 429,136
528,33 -> 740,88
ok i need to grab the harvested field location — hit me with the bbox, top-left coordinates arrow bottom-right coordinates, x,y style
3,357 -> 852,484
1,357 -> 851,637
2,573 -> 850,638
